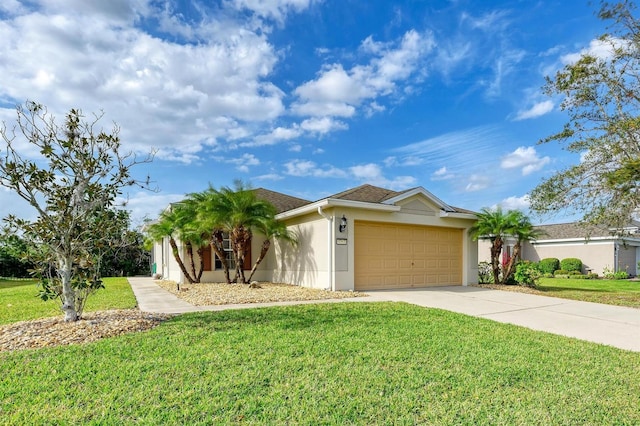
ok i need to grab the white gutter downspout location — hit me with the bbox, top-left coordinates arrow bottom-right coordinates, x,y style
317,206 -> 334,291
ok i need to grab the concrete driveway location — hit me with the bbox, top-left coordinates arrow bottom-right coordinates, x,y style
365,286 -> 640,352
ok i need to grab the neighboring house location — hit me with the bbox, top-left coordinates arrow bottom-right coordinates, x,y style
478,221 -> 640,276
151,184 -> 479,291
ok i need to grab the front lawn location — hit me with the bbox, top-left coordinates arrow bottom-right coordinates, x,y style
1,302 -> 639,424
535,277 -> 640,308
0,277 -> 137,325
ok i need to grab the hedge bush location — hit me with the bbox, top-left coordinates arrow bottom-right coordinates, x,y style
538,258 -> 560,274
560,258 -> 582,272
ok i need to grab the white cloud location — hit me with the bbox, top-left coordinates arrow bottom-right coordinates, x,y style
254,173 -> 283,181
118,191 -> 185,227
514,100 -> 554,121
465,174 -> 491,192
0,2 -> 286,162
289,144 -> 302,152
349,163 -> 416,189
230,0 -> 318,22
431,166 -> 454,181
561,37 -> 625,64
300,117 -> 348,134
284,159 -> 348,178
500,146 -> 550,176
292,30 -> 435,118
496,195 -> 530,211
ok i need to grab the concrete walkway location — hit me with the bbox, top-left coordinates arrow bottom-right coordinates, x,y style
127,277 -> 640,352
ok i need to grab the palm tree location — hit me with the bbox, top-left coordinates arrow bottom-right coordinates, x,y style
173,200 -> 208,283
145,208 -> 197,286
246,217 -> 297,283
469,207 -> 520,284
192,181 -> 283,284
502,211 -> 545,282
188,189 -> 232,284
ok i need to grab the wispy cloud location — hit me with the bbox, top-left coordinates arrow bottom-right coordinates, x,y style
500,146 -> 550,175
514,100 -> 554,120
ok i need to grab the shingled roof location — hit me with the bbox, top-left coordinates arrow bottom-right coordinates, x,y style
534,222 -> 640,240
254,188 -> 311,214
324,184 -> 475,214
326,184 -> 404,203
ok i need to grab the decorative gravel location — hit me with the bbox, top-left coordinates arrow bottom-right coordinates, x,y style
0,310 -> 172,353
155,280 -> 368,306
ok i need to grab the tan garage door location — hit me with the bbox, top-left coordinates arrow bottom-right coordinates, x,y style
354,221 -> 463,290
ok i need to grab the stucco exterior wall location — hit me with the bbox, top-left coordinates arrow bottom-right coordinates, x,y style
524,241 -> 614,275
271,213 -> 329,289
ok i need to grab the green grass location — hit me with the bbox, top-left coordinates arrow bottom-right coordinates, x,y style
535,277 -> 640,308
0,277 -> 137,325
1,302 -> 639,424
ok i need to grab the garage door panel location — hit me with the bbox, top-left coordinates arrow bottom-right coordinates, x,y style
355,221 -> 463,290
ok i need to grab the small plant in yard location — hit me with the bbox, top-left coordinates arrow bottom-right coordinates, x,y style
477,261 -> 493,283
514,261 -> 541,287
601,266 -> 628,280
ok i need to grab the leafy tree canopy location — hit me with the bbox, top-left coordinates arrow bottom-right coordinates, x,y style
530,1 -> 640,228
0,102 -> 153,321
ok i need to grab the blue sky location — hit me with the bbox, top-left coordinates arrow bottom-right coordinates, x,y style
0,0 -> 615,225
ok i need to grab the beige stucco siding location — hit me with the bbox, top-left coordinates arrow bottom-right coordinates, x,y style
271,213 -> 330,289
524,241 -> 614,275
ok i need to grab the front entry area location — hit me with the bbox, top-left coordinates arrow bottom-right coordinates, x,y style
354,221 -> 463,291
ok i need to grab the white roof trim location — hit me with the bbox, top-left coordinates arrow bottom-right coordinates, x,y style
532,236 -> 640,244
276,198 -> 400,220
439,211 -> 477,220
382,186 -> 455,212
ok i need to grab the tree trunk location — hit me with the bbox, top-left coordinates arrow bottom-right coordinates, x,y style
247,239 -> 270,282
58,255 -> 79,322
231,226 -> 251,284
210,231 -> 231,284
502,242 -> 522,283
185,241 -> 200,283
196,245 -> 205,282
168,237 -> 195,284
490,237 -> 503,284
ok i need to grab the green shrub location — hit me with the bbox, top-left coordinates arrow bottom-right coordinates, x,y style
478,262 -> 493,284
602,266 -> 615,279
560,258 -> 583,272
569,270 -> 582,275
587,273 -> 599,279
614,271 -> 629,280
543,272 -> 554,278
554,269 -> 569,276
514,261 -> 541,287
538,258 -> 560,274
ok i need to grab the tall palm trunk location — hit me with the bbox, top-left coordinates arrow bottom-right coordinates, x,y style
247,239 -> 270,282
168,237 -> 195,284
210,230 -> 231,284
185,241 -> 200,283
196,245 -> 205,282
490,236 -> 503,284
231,226 -> 252,284
502,241 -> 523,283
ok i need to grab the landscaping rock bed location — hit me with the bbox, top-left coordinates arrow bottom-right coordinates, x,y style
155,280 -> 368,305
0,310 -> 172,352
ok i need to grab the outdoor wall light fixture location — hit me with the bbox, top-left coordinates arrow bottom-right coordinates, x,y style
339,215 -> 348,233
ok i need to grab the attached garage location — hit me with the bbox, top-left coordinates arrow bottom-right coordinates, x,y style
354,221 -> 463,290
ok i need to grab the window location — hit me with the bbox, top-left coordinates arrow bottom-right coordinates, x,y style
213,234 -> 252,270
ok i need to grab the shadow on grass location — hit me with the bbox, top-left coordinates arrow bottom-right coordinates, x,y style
0,279 -> 38,290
